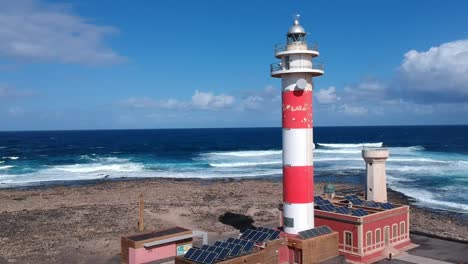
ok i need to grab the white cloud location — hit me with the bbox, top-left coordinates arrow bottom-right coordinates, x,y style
342,79 -> 387,101
240,95 -> 264,110
340,104 -> 368,115
0,0 -> 124,65
120,97 -> 187,109
237,86 -> 280,111
191,90 -> 235,109
399,39 -> 468,102
315,86 -> 339,104
120,90 -> 234,111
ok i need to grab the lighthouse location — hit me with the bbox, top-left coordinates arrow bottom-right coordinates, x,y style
271,16 -> 324,234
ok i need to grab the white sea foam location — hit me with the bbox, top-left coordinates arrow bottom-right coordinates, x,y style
391,187 -> 468,212
0,165 -> 14,170
204,150 -> 281,157
210,161 -> 281,168
318,142 -> 383,148
52,163 -> 143,173
2,156 -> 19,160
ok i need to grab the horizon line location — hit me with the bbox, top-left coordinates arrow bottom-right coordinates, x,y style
1,123 -> 468,133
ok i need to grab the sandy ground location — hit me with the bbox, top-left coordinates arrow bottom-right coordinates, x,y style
0,178 -> 466,263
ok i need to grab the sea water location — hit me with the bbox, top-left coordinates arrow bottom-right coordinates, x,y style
0,126 -> 467,214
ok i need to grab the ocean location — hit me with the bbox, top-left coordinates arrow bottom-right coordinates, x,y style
1,126 -> 467,214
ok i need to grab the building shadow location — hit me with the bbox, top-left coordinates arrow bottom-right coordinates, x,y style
218,212 -> 255,233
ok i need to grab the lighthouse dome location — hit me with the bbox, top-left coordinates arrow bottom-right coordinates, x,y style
287,18 -> 306,35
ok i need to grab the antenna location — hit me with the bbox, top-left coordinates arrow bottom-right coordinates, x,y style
293,13 -> 301,25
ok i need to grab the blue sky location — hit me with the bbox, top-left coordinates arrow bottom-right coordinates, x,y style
1,0 -> 468,130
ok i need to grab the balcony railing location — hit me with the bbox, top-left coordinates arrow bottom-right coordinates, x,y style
270,61 -> 324,73
274,42 -> 319,54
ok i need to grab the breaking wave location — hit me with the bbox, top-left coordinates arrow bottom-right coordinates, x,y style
318,142 -> 383,148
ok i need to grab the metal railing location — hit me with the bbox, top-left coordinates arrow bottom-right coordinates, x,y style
270,61 -> 324,73
274,42 -> 319,54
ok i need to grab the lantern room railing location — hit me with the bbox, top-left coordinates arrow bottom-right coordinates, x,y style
270,61 -> 324,74
274,42 -> 319,54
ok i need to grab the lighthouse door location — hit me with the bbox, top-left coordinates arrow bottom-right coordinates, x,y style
384,226 -> 390,246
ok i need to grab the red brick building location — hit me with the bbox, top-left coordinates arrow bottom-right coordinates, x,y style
315,195 -> 412,263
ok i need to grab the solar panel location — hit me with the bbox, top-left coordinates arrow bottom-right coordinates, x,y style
225,238 -> 247,251
335,206 -> 351,215
362,200 -> 379,208
228,244 -> 242,257
256,232 -> 270,243
380,202 -> 394,209
345,195 -> 359,200
268,230 -> 281,240
197,251 -> 210,262
185,248 -> 219,264
184,248 -> 197,259
349,198 -> 363,206
298,225 -> 332,240
242,240 -> 254,252
322,200 -> 332,205
190,248 -> 203,261
318,204 -> 335,212
246,230 -> 258,240
213,241 -> 222,247
351,208 -> 369,216
214,247 -> 230,260
315,195 -> 324,202
202,252 -> 218,264
240,229 -> 254,240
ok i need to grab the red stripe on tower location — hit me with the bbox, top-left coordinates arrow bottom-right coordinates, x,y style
283,166 -> 314,203
282,90 -> 313,129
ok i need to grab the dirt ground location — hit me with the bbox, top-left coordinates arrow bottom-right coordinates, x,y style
0,178 -> 466,263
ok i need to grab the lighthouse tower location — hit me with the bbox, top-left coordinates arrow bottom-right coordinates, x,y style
271,16 -> 324,234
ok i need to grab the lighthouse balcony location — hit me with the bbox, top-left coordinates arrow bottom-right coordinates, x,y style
275,42 -> 319,58
270,61 -> 324,77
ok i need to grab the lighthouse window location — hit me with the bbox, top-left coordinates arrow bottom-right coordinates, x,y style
344,231 -> 352,247
400,222 -> 406,235
284,56 -> 290,70
392,224 -> 398,238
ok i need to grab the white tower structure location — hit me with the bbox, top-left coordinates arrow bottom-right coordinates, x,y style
362,148 -> 390,203
271,16 -> 324,234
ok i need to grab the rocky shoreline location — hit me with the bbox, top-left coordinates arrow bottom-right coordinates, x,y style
0,178 -> 466,263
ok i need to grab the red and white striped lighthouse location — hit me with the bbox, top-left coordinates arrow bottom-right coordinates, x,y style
271,16 -> 324,234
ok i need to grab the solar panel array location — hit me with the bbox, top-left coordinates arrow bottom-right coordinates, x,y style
184,226 -> 281,263
298,226 -> 332,240
184,248 -> 218,264
351,208 -> 369,216
344,195 -> 395,210
240,227 -> 281,242
315,195 -> 396,217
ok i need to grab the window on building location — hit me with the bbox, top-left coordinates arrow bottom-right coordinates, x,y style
400,222 -> 406,235
366,231 -> 372,247
344,231 -> 352,247
375,229 -> 381,244
392,224 -> 398,238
